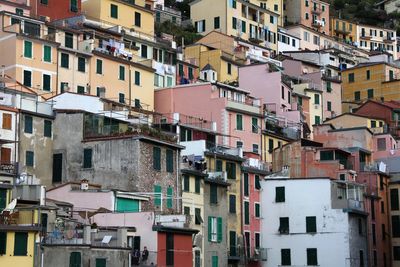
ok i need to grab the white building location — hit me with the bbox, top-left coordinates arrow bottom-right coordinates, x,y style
277,28 -> 301,53
260,177 -> 368,267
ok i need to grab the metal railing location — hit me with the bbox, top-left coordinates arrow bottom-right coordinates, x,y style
0,208 -> 38,226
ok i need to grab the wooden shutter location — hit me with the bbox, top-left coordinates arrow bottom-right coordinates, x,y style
0,189 -> 7,210
307,248 -> 318,265
14,232 -> 28,256
83,148 -> 92,168
44,120 -> 52,137
52,153 -> 62,183
95,259 -> 106,267
244,201 -> 250,224
183,175 -> 189,192
229,195 -> 236,213
208,216 -> 212,241
154,185 -> 161,206
69,252 -> 81,267
1,147 -> 11,164
24,41 -> 32,58
24,115 -> 32,133
216,160 -> 222,172
210,184 -> 217,204
212,255 -> 218,267
2,113 -> 12,130
255,175 -> 261,190
281,249 -> 291,265
135,71 -> 141,85
195,177 -> 200,193
135,12 -> 141,27
166,149 -> 173,172
153,147 -> 161,170
167,187 -> 173,208
26,151 -> 34,167
306,216 -> 317,233
0,232 -> 6,255
391,189 -> 399,211
119,66 -> 125,80
244,173 -> 249,196
255,203 -> 260,218
275,187 -> 285,202
217,217 -> 222,242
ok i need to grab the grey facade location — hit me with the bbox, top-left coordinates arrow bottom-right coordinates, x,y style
203,178 -> 229,267
53,111 -> 182,212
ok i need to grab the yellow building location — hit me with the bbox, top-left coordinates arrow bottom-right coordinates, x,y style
190,0 -> 279,53
330,18 -> 357,43
262,131 -> 291,166
0,12 -> 58,95
81,0 -> 154,37
249,0 -> 284,26
342,62 -> 400,112
205,151 -> 244,260
389,180 -> 400,267
324,113 -> 386,134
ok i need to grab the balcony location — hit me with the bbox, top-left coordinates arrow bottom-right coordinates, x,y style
347,199 -> 364,212
226,98 -> 261,116
0,208 -> 39,227
228,246 -> 244,261
322,74 -> 341,83
360,35 -> 372,40
311,8 -> 323,15
207,171 -> 227,182
0,162 -> 17,175
334,27 -> 351,35
248,247 -> 267,262
384,37 -> 396,43
243,158 -> 269,172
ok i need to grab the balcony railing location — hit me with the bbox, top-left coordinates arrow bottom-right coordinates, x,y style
248,247 -> 267,261
207,171 -> 227,182
0,162 -> 17,175
0,209 -> 38,226
347,199 -> 364,212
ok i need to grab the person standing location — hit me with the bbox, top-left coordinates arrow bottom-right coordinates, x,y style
142,246 -> 149,264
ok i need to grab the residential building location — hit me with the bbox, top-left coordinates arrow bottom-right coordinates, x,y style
330,18 -> 358,44
176,59 -> 199,85
357,23 -> 397,58
0,12 -> 58,95
155,5 -> 182,25
376,0 -> 400,14
261,177 -> 368,267
341,62 -> 400,112
155,82 -> 263,155
241,153 -> 269,266
30,0 -> 81,21
283,0 -> 330,34
325,113 -> 386,134
190,0 -> 280,53
0,0 -> 30,17
277,27 -> 301,53
248,0 -> 283,26
389,178 -> 400,267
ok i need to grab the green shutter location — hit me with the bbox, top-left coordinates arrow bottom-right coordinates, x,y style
24,115 -> 32,133
276,187 -> 285,202
242,21 -> 246,33
78,57 -> 85,72
96,59 -> 102,74
232,17 -> 237,29
26,151 -> 34,167
116,198 -> 139,212
61,53 -> 69,68
236,114 -> 243,130
306,216 -> 317,233
183,175 -> 189,192
188,67 -> 194,80
167,187 -> 173,208
0,232 -> 6,255
14,232 -> 28,256
368,89 -> 374,99
119,66 -> 125,80
210,184 -> 217,204
208,216 -> 212,241
119,93 -> 125,103
69,252 -> 81,267
226,162 -> 236,179
255,175 -> 261,190
23,70 -> 31,87
244,202 -> 249,224
216,160 -> 222,171
83,148 -> 92,168
212,255 -> 218,267
43,45 -> 51,62
43,74 -> 51,91
315,116 -> 321,125
135,71 -> 141,85
110,4 -> 118,18
153,147 -> 161,170
217,217 -> 222,242
70,0 -> 78,12
252,117 -> 258,133
24,41 -> 32,58
65,33 -> 73,48
135,12 -> 141,27
281,249 -> 291,265
0,189 -> 7,210
95,258 -> 106,267
195,177 -> 200,193
179,64 -> 184,76
314,94 -> 320,104
244,173 -> 249,196
255,203 -> 260,218
44,120 -> 52,137
154,185 -> 161,206
307,248 -> 318,265
166,149 -> 174,173
77,86 -> 85,94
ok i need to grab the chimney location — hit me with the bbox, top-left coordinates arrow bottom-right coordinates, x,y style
80,179 -> 89,191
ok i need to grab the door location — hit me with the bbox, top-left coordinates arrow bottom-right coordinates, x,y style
0,189 -> 7,210
1,147 -> 11,164
229,231 -> 237,257
52,153 -> 62,183
133,236 -> 141,251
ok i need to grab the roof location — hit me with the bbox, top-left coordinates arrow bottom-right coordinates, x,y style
152,225 -> 199,235
324,112 -> 384,122
46,181 -> 102,192
204,178 -> 231,187
201,63 -> 215,71
343,61 -> 400,71
328,126 -> 374,135
356,99 -> 400,111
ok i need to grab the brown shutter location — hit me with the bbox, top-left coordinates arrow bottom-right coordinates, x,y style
2,114 -> 11,130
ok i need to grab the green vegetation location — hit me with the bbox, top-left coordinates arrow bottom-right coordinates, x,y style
155,21 -> 202,46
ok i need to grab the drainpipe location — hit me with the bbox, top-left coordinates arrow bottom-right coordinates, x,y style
176,149 -> 180,212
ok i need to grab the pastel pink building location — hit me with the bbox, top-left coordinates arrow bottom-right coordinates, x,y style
154,82 -> 263,155
0,0 -> 30,16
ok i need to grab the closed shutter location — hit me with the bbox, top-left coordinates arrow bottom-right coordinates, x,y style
153,147 -> 161,170
244,202 -> 249,224
276,187 -> 285,202
65,33 -> 73,48
24,41 -> 32,58
208,216 -> 212,241
26,151 -> 34,167
69,252 -> 81,267
61,53 -> 69,68
2,113 -> 12,130
43,74 -> 51,91
14,232 -> 28,256
1,147 -> 11,165
83,148 -> 92,168
52,153 -> 63,183
0,232 -> 6,255
307,248 -> 318,265
188,67 -> 193,80
154,185 -> 161,206
255,203 -> 260,218
167,187 -> 173,208
216,160 -> 222,172
391,189 -> 399,211
23,70 -> 32,87
110,4 -> 118,18
96,59 -> 102,74
119,93 -> 125,104
95,259 -> 106,267
135,12 -> 141,27
166,149 -> 173,172
217,217 -> 222,242
183,175 -> 189,192
281,249 -> 291,265
70,0 -> 78,12
229,195 -> 236,213
44,120 -> 52,137
0,189 -> 7,210
212,255 -> 218,267
255,175 -> 261,190
195,177 -> 200,193
119,66 -> 125,80
244,173 -> 249,196
78,57 -> 85,72
43,45 -> 51,62
135,71 -> 141,85
210,184 -> 217,204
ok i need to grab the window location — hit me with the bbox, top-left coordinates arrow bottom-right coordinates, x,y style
320,150 -> 334,161
366,70 -> 371,80
348,73 -> 355,83
358,218 -> 363,235
24,115 -> 32,133
252,117 -> 258,133
188,67 -> 194,80
216,160 -> 223,172
355,91 -> 360,101
135,71 -> 141,85
61,53 -> 69,68
307,248 -> 318,266
14,232 -> 28,256
83,148 -> 92,168
154,185 -> 161,206
244,201 -> 250,224
236,141 -> 243,148
110,4 -> 118,18
214,17 -> 220,29
281,86 -> 285,99
232,17 -> 237,29
232,0 -> 236,8
306,216 -> 317,233
166,149 -> 174,173
227,63 -> 232,75
255,175 -> 261,190
208,216 -> 222,242
24,40 -> 32,58
210,184 -> 218,204
195,20 -> 206,33
70,0 -> 78,12
153,147 -> 161,170
96,59 -> 103,74
314,94 -> 320,104
229,195 -> 236,213
40,0 -> 48,4
43,45 -> 51,62
390,70 -> 394,81
183,206 -> 190,216
65,32 -> 73,48
392,215 -> 400,237
252,144 -> 259,154
367,89 -> 374,99
195,177 -> 200,194
0,232 -> 6,255
195,208 -> 202,224
118,66 -> 125,80
305,13 -> 309,20
371,120 -> 376,128
134,12 -> 141,27
242,21 -> 246,33
382,224 -> 386,240
2,113 -> 11,130
226,162 -> 236,179
44,120 -> 52,137
119,93 -> 125,104
95,259 -> 106,267
25,151 -> 34,167
327,101 -> 332,112
23,70 -> 32,87
326,81 -> 332,92
141,45 -> 148,58
276,187 -> 285,202
212,255 -> 218,267
78,57 -> 85,72
244,173 -> 249,197
391,189 -> 399,210
77,86 -> 85,94
279,217 -> 289,234
167,187 -> 173,208
394,246 -> 400,261
43,74 -> 51,91
255,203 -> 260,218
268,139 -> 274,153
183,175 -> 189,192
236,114 -> 243,130
315,116 -> 321,125
69,252 -> 81,267
281,249 -> 291,266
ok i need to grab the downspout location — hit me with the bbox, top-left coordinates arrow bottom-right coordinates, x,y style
176,148 -> 180,212
240,169 -> 244,264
